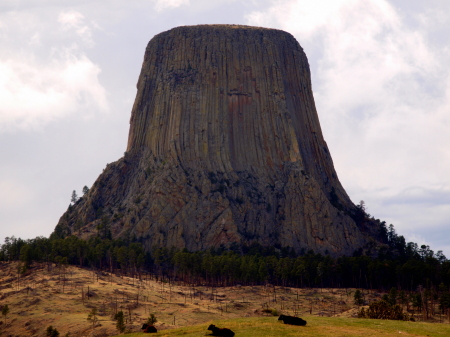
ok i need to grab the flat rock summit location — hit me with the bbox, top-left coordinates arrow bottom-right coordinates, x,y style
55,25 -> 380,256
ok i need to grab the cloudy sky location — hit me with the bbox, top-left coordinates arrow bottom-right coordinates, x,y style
1,0 -> 449,256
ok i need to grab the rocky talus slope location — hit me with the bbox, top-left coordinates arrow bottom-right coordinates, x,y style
55,25 -> 379,256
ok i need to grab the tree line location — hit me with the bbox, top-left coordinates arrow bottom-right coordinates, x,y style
1,223 -> 449,292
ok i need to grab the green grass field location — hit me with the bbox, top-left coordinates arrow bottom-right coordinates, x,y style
117,316 -> 450,337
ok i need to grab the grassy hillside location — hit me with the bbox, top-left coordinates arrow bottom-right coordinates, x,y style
118,316 -> 450,337
1,262 -> 449,336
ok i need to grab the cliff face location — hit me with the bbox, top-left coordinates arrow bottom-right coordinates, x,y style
56,25 -> 378,256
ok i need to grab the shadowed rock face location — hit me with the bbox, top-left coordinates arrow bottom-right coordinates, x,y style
56,25 -> 378,256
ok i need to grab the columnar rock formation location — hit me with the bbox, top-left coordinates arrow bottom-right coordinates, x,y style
55,25 -> 379,256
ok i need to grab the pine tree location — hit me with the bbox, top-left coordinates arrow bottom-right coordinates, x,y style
146,313 -> 157,325
354,290 -> 364,306
82,186 -> 89,196
1,304 -> 9,325
388,287 -> 398,305
71,190 -> 78,204
114,310 -> 125,333
439,292 -> 450,321
87,308 -> 98,328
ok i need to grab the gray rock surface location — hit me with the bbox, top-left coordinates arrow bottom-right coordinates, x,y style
55,25 -> 379,256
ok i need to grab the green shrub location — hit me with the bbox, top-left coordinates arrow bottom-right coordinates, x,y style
262,308 -> 279,316
358,300 -> 410,321
354,289 -> 364,306
46,325 -> 60,337
146,313 -> 157,325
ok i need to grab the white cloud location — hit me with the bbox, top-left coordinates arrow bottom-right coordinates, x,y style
58,9 -> 84,27
0,8 -> 108,132
29,32 -> 41,46
0,51 -> 107,132
247,0 -> 358,36
58,9 -> 95,47
246,0 -> 450,238
155,0 -> 190,12
404,233 -> 430,248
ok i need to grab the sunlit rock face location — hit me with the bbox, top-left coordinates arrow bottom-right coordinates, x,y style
56,25 -> 378,256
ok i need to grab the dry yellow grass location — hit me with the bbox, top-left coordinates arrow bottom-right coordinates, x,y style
0,262 -> 447,336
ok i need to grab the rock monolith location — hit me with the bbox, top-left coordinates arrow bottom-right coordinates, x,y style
55,25 -> 379,256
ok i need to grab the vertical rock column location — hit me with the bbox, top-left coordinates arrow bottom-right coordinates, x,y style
127,25 -> 348,201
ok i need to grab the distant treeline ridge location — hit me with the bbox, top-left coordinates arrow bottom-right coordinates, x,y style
1,223 -> 449,292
